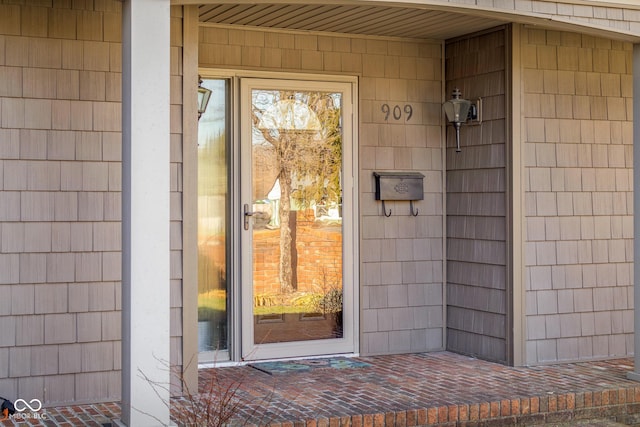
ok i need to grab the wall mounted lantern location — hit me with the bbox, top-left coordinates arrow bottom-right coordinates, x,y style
443,88 -> 481,152
197,76 -> 212,120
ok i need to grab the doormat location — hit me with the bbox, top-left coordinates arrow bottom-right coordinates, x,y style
249,357 -> 371,374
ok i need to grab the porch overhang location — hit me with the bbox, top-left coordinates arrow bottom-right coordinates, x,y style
173,0 -> 640,43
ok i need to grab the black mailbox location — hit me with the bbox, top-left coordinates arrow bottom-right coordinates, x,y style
373,171 -> 424,201
373,171 -> 424,217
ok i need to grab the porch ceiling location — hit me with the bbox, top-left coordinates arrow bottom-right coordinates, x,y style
198,4 -> 507,40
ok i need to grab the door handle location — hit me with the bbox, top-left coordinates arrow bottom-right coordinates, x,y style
244,204 -> 255,230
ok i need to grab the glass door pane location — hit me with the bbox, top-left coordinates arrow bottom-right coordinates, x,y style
197,79 -> 229,353
249,88 -> 344,345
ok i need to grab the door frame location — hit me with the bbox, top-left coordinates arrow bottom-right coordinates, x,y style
195,69 -> 359,363
240,76 -> 358,361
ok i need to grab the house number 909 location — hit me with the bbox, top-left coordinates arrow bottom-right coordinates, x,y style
381,104 -> 413,121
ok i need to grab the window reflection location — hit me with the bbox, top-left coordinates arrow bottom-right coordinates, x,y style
197,79 -> 229,353
250,89 -> 344,344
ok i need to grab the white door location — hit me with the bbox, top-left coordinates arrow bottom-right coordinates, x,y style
240,78 -> 356,360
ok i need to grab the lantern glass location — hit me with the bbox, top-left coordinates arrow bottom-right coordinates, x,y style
443,97 -> 471,124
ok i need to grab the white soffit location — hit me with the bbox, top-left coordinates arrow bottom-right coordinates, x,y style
198,4 -> 507,40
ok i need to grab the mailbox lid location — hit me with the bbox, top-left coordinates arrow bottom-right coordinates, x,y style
373,171 -> 424,201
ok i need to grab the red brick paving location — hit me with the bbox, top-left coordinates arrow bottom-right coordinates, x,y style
5,352 -> 640,425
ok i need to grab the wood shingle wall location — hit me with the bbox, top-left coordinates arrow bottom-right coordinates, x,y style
445,28 -> 509,363
522,28 -> 634,363
446,0 -> 640,36
0,0 -> 185,404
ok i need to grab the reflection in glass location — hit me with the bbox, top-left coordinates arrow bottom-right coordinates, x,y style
198,79 -> 228,352
250,89 -> 344,344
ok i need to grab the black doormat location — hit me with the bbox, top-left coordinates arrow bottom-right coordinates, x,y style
249,357 -> 370,374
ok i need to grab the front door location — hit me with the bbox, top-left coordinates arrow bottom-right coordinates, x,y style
240,78 -> 356,360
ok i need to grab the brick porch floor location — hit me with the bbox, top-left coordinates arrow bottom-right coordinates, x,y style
8,352 -> 640,426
